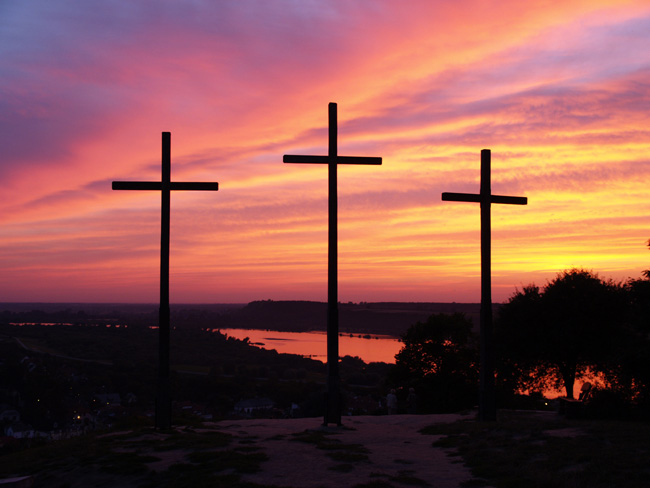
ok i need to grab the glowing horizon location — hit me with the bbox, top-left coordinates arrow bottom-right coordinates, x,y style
1,1 -> 649,304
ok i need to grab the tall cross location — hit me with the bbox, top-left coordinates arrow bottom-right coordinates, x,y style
442,149 -> 527,421
112,132 -> 219,430
283,102 -> 382,425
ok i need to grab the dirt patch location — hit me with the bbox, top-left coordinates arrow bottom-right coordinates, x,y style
214,414 -> 478,488
543,427 -> 586,438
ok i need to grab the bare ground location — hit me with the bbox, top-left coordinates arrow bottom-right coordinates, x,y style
213,413 -> 482,488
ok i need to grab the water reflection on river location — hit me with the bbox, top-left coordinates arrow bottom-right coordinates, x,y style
217,328 -> 402,364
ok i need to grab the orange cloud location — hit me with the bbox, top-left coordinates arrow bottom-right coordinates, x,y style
1,1 -> 649,303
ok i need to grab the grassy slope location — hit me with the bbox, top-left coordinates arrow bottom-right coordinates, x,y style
421,410 -> 650,488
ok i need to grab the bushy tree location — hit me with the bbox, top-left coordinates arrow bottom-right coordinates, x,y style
391,313 -> 478,412
496,269 -> 628,399
494,285 -> 547,398
627,240 -> 650,336
618,242 -> 650,406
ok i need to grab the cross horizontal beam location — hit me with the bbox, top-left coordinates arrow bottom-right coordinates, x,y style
112,182 -> 219,191
283,155 -> 382,165
442,192 -> 527,205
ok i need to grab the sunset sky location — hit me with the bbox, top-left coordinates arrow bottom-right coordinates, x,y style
1,0 -> 649,304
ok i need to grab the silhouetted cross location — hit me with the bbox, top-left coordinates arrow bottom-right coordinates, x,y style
112,132 -> 219,430
442,149 -> 527,422
284,103 -> 382,426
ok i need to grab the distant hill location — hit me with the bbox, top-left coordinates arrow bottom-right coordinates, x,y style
230,300 -> 487,337
0,301 -> 492,337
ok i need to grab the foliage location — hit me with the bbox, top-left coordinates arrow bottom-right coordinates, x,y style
1,304 -> 406,430
0,425 -> 276,488
0,317 -> 334,426
495,268 -> 631,400
619,266 -> 650,406
391,313 -> 478,412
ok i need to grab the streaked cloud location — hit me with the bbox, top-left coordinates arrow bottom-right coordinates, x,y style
1,0 -> 649,303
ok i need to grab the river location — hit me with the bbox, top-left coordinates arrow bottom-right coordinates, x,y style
217,328 -> 402,364
216,328 -> 591,398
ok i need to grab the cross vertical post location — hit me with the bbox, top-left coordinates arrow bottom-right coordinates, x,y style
112,132 -> 219,429
442,149 -> 527,421
284,103 -> 382,425
159,131 -> 172,432
327,103 -> 340,422
479,149 -> 494,422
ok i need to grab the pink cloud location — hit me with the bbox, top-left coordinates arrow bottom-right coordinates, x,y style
1,0 -> 650,303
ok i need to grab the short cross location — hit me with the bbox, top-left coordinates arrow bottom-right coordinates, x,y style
442,149 -> 527,421
112,132 -> 219,430
284,102 -> 382,426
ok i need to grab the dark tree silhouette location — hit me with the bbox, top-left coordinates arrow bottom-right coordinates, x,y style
392,313 -> 478,412
496,269 -> 627,399
618,240 -> 650,404
627,240 -> 650,335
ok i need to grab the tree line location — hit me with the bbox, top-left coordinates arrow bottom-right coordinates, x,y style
391,259 -> 650,417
